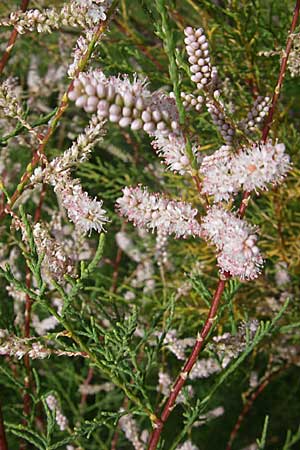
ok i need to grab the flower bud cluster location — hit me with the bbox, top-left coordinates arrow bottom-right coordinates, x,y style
181,92 -> 204,112
207,102 -> 235,143
184,27 -> 212,89
0,1 -> 110,34
33,223 -> 75,281
200,141 -> 290,201
116,185 -> 202,239
46,395 -> 69,431
201,206 -> 263,279
68,70 -> 179,135
239,96 -> 271,132
170,91 -> 204,112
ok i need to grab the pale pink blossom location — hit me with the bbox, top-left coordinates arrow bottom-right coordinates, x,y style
202,206 -> 263,279
116,185 -> 202,239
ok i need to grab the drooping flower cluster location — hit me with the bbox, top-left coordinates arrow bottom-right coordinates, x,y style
33,223 -> 75,282
151,132 -> 200,175
200,141 -> 290,201
201,206 -> 263,279
0,78 -> 23,119
116,186 -> 202,239
0,0 -> 111,34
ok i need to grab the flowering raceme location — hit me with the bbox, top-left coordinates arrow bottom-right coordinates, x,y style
201,206 -> 263,279
116,186 -> 202,239
0,0 -> 111,34
200,141 -> 290,201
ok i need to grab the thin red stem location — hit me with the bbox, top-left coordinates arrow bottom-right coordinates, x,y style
226,365 -> 288,450
0,0 -> 30,75
148,279 -> 226,450
0,400 -> 8,450
147,1 -> 300,448
262,0 -> 300,143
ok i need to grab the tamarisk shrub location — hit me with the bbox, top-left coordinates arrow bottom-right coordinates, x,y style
0,1 -> 300,450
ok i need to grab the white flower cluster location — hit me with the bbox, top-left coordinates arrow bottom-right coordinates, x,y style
119,411 -> 145,450
0,1 -> 110,34
45,394 -> 69,431
288,33 -> 300,77
210,320 -> 259,368
33,223 -> 75,281
161,329 -> 194,360
0,332 -> 50,359
200,141 -> 290,201
55,179 -> 108,235
201,206 -> 263,279
0,78 -> 23,120
176,440 -> 199,450
151,132 -> 200,175
68,36 -> 89,78
31,116 -> 105,185
31,117 -> 108,235
199,145 -> 233,202
116,185 -> 202,239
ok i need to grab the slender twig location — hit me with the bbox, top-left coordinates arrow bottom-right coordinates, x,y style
0,0 -> 119,222
0,0 -> 30,75
147,1 -> 300,448
20,184 -> 47,450
0,400 -> 8,450
262,0 -> 300,142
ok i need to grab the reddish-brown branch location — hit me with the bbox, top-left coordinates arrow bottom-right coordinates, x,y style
148,278 -> 226,450
0,0 -> 30,75
147,2 -> 300,448
262,0 -> 300,142
0,400 -> 8,450
226,365 -> 289,450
